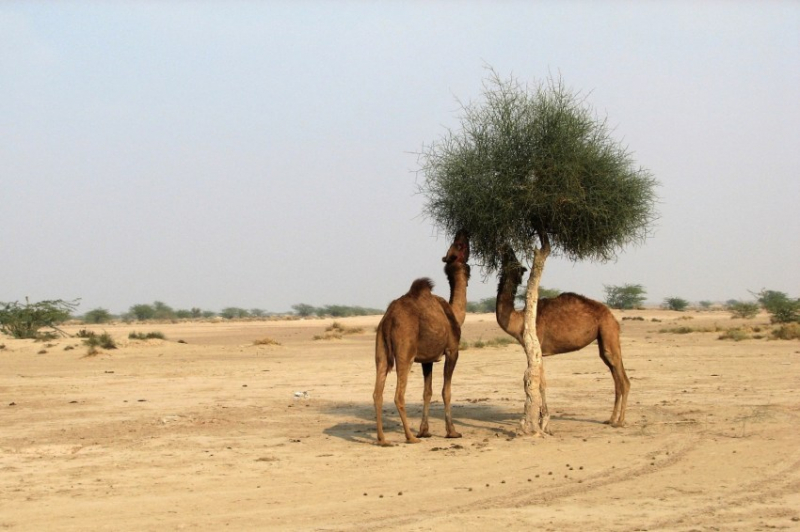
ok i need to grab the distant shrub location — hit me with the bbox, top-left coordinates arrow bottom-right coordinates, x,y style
662,297 -> 689,312
128,331 -> 165,340
84,332 -> 117,350
313,332 -> 342,341
659,326 -> 694,334
220,307 -> 250,319
771,323 -> 800,340
76,329 -> 95,338
326,321 -> 363,335
467,297 -> 497,313
699,301 -> 713,310
622,316 -> 645,321
718,328 -> 750,341
83,308 -> 114,324
253,337 -> 281,346
727,301 -> 759,319
463,336 -> 514,349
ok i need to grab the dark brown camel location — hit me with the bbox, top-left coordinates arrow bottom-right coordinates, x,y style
496,247 -> 630,428
373,231 -> 471,445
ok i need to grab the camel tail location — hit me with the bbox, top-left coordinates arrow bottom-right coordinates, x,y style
376,320 -> 395,372
408,278 -> 434,298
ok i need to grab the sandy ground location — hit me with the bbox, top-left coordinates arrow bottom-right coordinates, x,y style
2,310 -> 799,531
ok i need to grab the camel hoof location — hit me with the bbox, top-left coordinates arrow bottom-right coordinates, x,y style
405,436 -> 421,444
416,431 -> 432,438
611,421 -> 626,428
376,440 -> 394,447
445,432 -> 463,439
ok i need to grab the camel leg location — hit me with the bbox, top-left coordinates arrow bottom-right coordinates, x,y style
540,363 -> 552,435
394,358 -> 420,444
442,350 -> 462,439
599,334 -> 630,427
417,362 -> 433,438
373,361 -> 392,446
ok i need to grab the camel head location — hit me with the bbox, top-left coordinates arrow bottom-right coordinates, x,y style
500,245 -> 527,287
442,230 -> 470,264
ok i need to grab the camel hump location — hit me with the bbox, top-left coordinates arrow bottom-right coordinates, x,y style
408,278 -> 434,298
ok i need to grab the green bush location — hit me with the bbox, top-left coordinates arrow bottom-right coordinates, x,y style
752,290 -> 800,324
220,307 -> 250,319
0,298 -> 78,339
84,308 -> 114,324
662,297 -> 689,312
727,301 -> 759,319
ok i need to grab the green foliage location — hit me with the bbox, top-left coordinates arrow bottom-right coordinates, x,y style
249,308 -> 267,317
293,304 -> 383,318
152,301 -> 175,320
662,297 -> 689,312
220,307 -> 250,319
292,303 -> 316,317
83,308 -> 114,324
418,69 -> 658,271
316,305 -> 383,318
128,331 -> 165,340
128,304 -> 156,321
699,301 -> 713,310
604,284 -> 647,310
0,298 -> 78,339
467,297 -> 496,313
727,301 -> 759,319
752,289 -> 800,324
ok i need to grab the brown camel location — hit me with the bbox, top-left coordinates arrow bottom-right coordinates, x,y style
373,231 -> 471,445
496,247 -> 630,428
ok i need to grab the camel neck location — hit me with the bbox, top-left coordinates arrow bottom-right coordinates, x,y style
445,262 -> 470,326
496,269 -> 524,342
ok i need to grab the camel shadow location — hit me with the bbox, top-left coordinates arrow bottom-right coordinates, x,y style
320,400 -> 605,443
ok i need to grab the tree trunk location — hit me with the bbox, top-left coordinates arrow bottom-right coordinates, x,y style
519,241 -> 550,436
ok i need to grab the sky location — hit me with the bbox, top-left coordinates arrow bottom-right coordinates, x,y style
2,1 -> 798,315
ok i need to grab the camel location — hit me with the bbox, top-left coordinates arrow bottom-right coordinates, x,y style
496,247 -> 630,429
373,231 -> 471,445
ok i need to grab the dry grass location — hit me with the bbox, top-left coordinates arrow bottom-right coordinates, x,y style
253,337 -> 282,346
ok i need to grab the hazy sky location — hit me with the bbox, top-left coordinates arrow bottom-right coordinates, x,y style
2,1 -> 798,315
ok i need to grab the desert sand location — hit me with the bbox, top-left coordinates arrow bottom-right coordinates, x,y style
2,310 -> 799,531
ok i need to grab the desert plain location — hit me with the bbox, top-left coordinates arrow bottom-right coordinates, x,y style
1,309 -> 799,531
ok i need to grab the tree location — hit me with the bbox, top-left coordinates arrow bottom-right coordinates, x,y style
152,301 -> 175,321
292,303 -> 316,317
128,303 -> 155,321
419,70 -> 657,436
727,301 -> 759,319
662,297 -> 689,312
467,297 -> 497,313
752,289 -> 799,324
220,307 -> 250,319
84,307 -> 114,324
0,298 -> 78,339
604,284 -> 647,310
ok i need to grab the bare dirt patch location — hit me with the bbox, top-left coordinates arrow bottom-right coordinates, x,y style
2,312 -> 799,530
